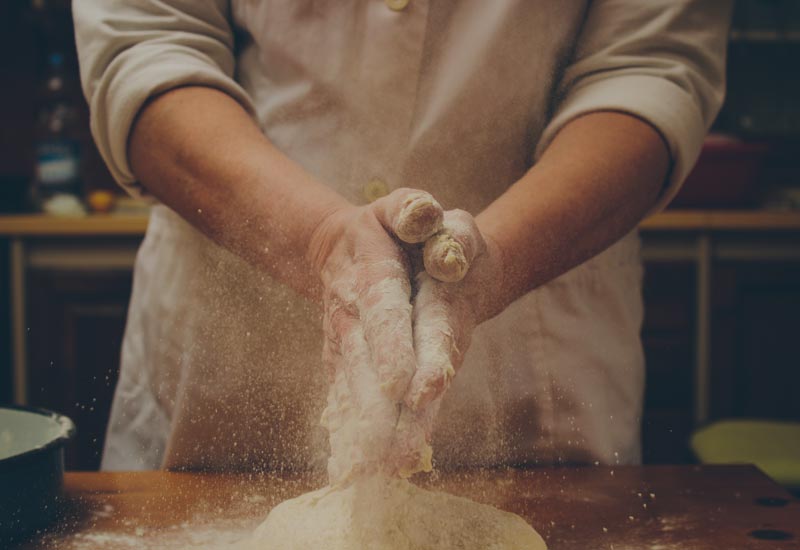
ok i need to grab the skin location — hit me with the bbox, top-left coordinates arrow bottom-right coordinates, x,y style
129,86 -> 667,306
403,111 -> 670,410
129,85 -> 669,469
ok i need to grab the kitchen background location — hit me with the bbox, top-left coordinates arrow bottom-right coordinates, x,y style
1,0 -> 799,472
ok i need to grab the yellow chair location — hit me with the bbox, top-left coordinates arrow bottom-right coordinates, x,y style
691,419 -> 800,490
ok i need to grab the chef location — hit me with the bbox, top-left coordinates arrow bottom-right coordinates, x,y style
73,1 -> 731,472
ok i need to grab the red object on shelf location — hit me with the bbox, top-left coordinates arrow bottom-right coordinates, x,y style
669,134 -> 769,209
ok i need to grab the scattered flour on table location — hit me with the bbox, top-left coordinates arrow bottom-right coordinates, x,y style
43,519 -> 257,550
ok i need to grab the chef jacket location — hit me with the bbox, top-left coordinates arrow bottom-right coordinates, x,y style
73,0 -> 730,471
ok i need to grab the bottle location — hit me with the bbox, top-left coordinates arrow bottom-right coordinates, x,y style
32,52 -> 85,215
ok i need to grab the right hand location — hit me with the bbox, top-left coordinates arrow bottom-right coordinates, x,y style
307,188 -> 444,482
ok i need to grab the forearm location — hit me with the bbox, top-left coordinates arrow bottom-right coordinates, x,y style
128,86 -> 348,300
477,111 -> 669,316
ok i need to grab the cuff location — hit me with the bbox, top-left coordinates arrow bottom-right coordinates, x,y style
90,43 -> 256,198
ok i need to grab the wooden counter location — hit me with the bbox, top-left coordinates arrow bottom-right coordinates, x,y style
0,214 -> 149,236
641,209 -> 800,231
1,210 -> 800,236
12,466 -> 800,549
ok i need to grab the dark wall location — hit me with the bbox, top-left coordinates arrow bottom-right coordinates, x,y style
0,1 -> 40,182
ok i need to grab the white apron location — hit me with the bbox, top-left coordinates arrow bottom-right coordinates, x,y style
83,0 -> 730,471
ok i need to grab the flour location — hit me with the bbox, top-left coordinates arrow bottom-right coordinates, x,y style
247,205 -> 546,548
322,273 -> 419,484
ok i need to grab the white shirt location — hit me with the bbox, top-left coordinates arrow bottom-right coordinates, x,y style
73,0 -> 731,471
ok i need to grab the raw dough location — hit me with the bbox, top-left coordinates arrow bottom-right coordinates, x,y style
246,475 -> 546,550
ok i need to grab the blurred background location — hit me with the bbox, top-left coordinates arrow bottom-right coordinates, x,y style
1,1 -> 799,478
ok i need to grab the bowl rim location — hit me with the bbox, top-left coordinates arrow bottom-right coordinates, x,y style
0,404 -> 76,468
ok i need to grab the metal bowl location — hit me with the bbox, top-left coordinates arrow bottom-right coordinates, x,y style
0,405 -> 76,543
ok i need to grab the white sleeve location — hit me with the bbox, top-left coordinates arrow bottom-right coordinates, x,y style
534,1 -> 732,214
73,0 -> 255,196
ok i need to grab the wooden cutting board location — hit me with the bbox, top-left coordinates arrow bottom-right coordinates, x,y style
12,465 -> 800,549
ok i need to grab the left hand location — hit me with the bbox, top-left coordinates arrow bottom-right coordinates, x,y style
407,209 -> 506,410
392,209 -> 507,475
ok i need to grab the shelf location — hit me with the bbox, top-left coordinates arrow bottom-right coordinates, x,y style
1,210 -> 800,237
0,214 -> 149,236
639,210 -> 800,231
729,29 -> 800,43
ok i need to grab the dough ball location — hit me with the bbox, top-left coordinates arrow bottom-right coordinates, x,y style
246,476 -> 546,550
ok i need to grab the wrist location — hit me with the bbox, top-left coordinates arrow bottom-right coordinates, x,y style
474,225 -> 514,323
305,201 -> 356,277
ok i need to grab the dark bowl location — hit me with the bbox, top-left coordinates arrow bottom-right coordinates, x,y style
670,135 -> 770,209
0,405 -> 76,543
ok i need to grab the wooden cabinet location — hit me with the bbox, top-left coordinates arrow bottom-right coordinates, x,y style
26,268 -> 131,470
2,231 -> 142,471
641,262 -> 696,464
641,258 -> 800,464
710,262 -> 800,421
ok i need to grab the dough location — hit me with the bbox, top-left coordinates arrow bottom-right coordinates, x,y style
246,475 -> 546,550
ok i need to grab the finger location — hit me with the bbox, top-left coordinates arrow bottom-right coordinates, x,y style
339,321 -> 398,477
321,330 -> 355,481
372,188 -> 444,244
356,259 -> 417,401
324,282 -> 399,481
320,285 -> 362,480
323,281 -> 359,368
391,398 -> 441,477
404,273 -> 463,411
321,318 -> 338,383
423,209 -> 483,283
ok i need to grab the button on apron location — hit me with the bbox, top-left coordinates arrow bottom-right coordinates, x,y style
385,0 -> 409,12
363,178 -> 390,203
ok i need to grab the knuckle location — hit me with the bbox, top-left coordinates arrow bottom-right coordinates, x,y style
393,186 -> 417,196
450,210 -> 480,235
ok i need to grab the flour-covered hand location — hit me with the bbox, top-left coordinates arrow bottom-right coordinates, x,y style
307,188 -> 444,481
391,209 -> 505,477
405,209 -> 505,412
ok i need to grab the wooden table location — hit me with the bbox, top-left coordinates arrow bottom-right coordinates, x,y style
12,465 -> 800,549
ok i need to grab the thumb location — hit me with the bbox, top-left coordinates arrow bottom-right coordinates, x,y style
423,209 -> 483,283
404,273 -> 471,411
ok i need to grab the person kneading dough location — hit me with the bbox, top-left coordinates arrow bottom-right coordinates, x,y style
73,1 -> 731,479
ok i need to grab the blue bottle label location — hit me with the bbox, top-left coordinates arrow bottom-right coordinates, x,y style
36,140 -> 79,187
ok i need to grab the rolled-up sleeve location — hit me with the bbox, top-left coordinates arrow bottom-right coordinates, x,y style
73,0 -> 255,196
535,1 -> 732,213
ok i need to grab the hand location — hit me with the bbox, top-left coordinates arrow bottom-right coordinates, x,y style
392,209 -> 506,476
410,209 -> 505,409
307,188 -> 445,482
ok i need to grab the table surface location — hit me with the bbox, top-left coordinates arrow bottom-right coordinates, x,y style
2,210 -> 800,236
12,465 -> 800,550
